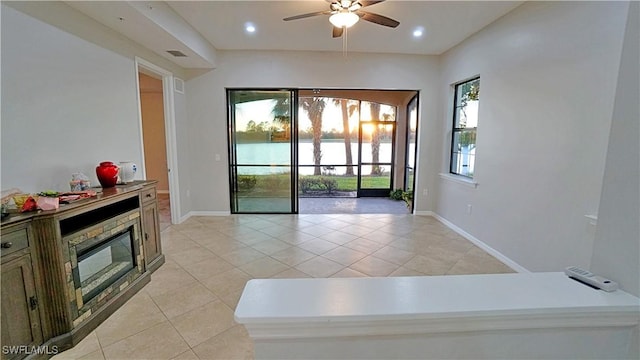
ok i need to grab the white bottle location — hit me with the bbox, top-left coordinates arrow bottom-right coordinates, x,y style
119,162 -> 137,184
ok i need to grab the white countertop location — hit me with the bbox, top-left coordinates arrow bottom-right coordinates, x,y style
235,272 -> 640,324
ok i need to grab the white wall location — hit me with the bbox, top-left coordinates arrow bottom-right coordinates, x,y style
185,50 -> 441,213
1,4 -> 138,191
590,2 -> 639,297
1,2 -> 191,219
435,2 -> 629,271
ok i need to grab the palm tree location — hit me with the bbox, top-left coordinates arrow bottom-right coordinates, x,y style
300,97 -> 326,175
332,98 -> 357,176
271,97 -> 291,137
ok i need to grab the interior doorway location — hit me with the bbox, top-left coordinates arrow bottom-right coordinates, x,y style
135,58 -> 179,227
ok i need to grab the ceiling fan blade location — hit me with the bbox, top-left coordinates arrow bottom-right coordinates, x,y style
357,10 -> 399,28
283,10 -> 332,21
332,26 -> 344,38
358,0 -> 386,8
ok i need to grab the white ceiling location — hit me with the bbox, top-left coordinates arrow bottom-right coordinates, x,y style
66,1 -> 524,69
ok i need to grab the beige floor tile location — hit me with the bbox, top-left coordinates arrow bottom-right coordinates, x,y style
320,219 -> 351,230
430,236 -> 475,253
371,246 -> 416,265
170,300 -> 236,347
259,224 -> 293,237
204,238 -> 248,256
338,224 -> 375,237
95,291 -> 167,347
349,256 -> 400,277
77,349 -> 105,360
234,230 -> 274,245
239,257 -> 290,278
299,224 -> 337,237
219,247 -> 266,266
321,246 -> 368,266
181,256 -> 235,282
170,349 -> 200,360
389,266 -> 426,277
179,227 -> 222,241
295,256 -> 344,278
192,325 -> 254,360
200,268 -> 252,298
331,268 -> 369,278
317,231 -> 360,245
278,230 -> 317,245
167,246 -> 219,268
151,282 -> 218,319
161,235 -> 202,256
144,261 -> 198,297
297,238 -> 340,255
217,287 -> 245,310
360,231 -> 397,245
102,321 -> 189,360
52,331 -> 101,359
271,268 -> 313,279
270,247 -> 317,266
413,245 -> 465,264
447,255 -> 514,275
250,239 -> 291,255
403,254 -> 455,275
343,238 -> 386,254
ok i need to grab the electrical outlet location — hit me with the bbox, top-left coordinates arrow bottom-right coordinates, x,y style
215,154 -> 221,161
423,188 -> 428,197
186,189 -> 191,198
467,204 -> 472,214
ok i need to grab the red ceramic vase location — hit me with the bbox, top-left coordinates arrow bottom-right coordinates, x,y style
96,161 -> 119,188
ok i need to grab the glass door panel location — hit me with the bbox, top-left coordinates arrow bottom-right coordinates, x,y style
405,95 -> 418,193
228,90 -> 296,213
358,122 -> 395,197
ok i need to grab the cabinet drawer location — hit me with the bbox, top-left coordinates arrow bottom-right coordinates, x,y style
141,187 -> 156,203
1,227 -> 29,257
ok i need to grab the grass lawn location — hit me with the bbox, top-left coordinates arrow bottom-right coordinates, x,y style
236,174 -> 391,197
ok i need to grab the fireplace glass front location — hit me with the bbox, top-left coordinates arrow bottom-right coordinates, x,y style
75,226 -> 136,303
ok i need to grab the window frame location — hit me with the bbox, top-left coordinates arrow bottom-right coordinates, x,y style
449,77 -> 480,179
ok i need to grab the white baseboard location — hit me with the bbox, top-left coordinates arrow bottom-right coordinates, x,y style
429,213 -> 529,273
176,211 -> 231,224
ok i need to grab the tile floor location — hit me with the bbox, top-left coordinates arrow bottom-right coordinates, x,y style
53,213 -> 513,359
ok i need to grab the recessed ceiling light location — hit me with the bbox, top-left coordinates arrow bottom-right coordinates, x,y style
413,27 -> 424,38
245,23 -> 256,33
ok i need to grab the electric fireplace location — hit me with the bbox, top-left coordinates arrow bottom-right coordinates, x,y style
61,195 -> 145,325
74,226 -> 136,303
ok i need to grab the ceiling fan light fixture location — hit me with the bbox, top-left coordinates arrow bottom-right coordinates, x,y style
329,11 -> 359,28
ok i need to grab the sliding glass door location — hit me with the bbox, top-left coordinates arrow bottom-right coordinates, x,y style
228,90 -> 297,213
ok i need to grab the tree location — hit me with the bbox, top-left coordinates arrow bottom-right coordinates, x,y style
333,98 -> 357,176
369,102 -> 382,175
271,96 -> 291,133
300,97 -> 326,175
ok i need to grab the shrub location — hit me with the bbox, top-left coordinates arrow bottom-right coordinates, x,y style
320,178 -> 338,194
238,175 -> 257,191
389,188 -> 404,200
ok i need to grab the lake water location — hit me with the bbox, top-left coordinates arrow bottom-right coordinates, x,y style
235,141 -> 414,175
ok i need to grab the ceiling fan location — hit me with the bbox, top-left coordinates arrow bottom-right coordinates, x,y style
283,0 -> 400,38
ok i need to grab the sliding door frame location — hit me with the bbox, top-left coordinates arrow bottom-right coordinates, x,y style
227,88 -> 299,214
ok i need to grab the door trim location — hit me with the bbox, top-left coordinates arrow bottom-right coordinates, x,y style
135,57 -> 180,223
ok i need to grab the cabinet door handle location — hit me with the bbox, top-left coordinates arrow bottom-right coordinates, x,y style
30,296 -> 38,310
1,242 -> 12,248
146,194 -> 152,198
145,233 -> 149,240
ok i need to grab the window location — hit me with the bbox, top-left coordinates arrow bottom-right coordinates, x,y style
450,77 -> 480,178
